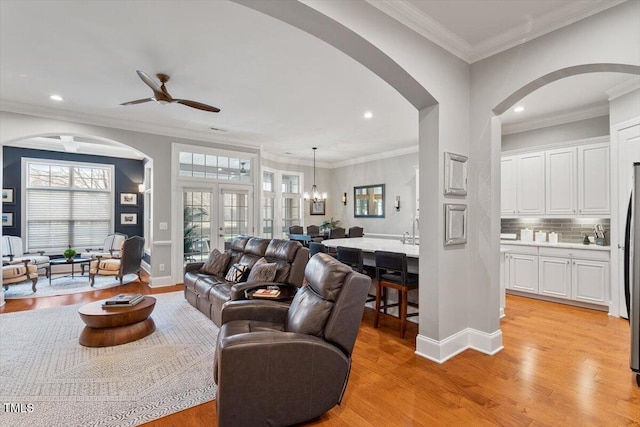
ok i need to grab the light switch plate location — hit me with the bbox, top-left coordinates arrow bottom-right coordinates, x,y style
159,222 -> 168,230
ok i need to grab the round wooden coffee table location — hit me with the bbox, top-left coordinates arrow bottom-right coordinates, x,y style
78,296 -> 156,347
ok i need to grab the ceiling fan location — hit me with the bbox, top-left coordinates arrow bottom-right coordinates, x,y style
120,70 -> 220,113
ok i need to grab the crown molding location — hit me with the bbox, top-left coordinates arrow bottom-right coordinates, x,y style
502,103 -> 609,135
0,100 -> 258,150
470,0 -> 627,63
365,0 -> 472,62
331,144 -> 418,169
367,0 -> 626,64
605,75 -> 640,101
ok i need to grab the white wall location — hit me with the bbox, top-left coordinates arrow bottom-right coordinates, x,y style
502,115 -> 610,151
329,152 -> 418,236
470,0 -> 640,337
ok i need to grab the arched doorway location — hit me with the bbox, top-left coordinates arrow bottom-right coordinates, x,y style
494,63 -> 640,318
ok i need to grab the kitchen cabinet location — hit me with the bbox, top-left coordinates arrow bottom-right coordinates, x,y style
545,147 -> 577,215
504,246 -> 539,293
501,156 -> 517,215
572,258 -> 609,305
539,256 -> 571,299
516,152 -> 545,216
502,244 -> 610,309
578,143 -> 610,215
501,140 -> 610,218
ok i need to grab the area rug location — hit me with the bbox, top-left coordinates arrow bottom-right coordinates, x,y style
0,291 -> 218,427
3,273 -> 135,299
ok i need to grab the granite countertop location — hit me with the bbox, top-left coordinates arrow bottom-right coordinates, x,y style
500,240 -> 610,251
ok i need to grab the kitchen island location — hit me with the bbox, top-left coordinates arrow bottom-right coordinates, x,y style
322,237 -> 419,273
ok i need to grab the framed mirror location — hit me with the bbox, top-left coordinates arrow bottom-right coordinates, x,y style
354,184 -> 385,218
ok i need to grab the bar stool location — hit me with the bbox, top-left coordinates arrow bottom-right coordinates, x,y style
309,242 -> 327,257
373,250 -> 418,338
337,246 -> 375,302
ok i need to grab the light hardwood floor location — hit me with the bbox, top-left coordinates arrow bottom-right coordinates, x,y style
2,278 -> 638,426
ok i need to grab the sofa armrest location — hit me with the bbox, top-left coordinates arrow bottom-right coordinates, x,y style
220,299 -> 289,325
184,262 -> 205,274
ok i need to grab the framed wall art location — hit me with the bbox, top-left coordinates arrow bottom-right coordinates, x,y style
310,200 -> 326,215
2,212 -> 14,227
444,203 -> 467,246
120,213 -> 138,225
120,193 -> 138,205
2,188 -> 15,204
444,152 -> 468,196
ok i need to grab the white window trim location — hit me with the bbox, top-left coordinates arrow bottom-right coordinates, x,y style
261,166 -> 304,239
21,157 -> 115,253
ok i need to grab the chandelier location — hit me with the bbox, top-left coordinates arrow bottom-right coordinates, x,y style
303,147 -> 327,201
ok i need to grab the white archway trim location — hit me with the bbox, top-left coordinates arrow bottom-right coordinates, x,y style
493,63 -> 640,115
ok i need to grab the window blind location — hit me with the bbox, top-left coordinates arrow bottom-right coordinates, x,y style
26,190 -> 112,251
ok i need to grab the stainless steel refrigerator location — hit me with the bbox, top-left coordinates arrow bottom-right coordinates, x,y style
624,162 -> 640,387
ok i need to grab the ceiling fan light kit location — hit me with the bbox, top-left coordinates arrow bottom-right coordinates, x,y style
121,70 -> 220,113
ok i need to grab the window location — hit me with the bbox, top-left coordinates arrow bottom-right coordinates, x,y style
179,151 -> 251,182
262,171 -> 275,238
282,174 -> 301,236
261,168 -> 302,239
24,159 -> 114,252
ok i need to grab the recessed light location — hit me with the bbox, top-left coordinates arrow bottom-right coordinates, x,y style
514,106 -> 525,113
50,94 -> 63,102
364,111 -> 373,119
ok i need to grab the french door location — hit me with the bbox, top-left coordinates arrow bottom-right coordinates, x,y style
182,184 -> 252,264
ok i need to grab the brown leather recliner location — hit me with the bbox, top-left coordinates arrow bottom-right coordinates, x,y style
184,236 -> 309,327
213,253 -> 371,427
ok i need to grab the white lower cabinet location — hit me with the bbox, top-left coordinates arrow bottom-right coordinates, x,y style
572,258 -> 609,304
502,244 -> 610,308
539,256 -> 571,299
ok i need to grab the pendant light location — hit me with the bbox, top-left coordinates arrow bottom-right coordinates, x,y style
303,147 -> 326,201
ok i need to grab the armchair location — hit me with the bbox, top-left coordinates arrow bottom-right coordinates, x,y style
81,233 -> 128,259
3,259 -> 38,292
88,236 -> 145,286
214,253 -> 371,427
1,235 -> 50,278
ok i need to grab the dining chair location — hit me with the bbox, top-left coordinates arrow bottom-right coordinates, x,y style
374,250 -> 419,338
306,225 -> 324,242
288,225 -> 304,235
327,227 -> 345,239
348,226 -> 364,238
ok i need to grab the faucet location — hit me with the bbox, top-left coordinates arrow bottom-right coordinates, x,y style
402,231 -> 410,244
411,217 -> 419,245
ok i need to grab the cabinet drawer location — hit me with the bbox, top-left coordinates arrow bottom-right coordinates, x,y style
501,245 -> 538,255
538,247 -> 609,261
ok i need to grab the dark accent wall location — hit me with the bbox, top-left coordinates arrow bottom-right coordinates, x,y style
2,147 -> 144,242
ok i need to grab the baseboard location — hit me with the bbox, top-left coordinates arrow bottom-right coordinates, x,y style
148,275 -> 176,287
415,328 -> 504,364
500,307 -> 505,318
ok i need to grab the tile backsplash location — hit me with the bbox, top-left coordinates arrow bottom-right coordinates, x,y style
501,218 -> 610,244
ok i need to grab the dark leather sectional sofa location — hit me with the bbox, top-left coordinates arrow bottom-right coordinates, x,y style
183,235 -> 310,326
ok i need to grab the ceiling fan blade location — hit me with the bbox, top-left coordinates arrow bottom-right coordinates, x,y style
120,98 -> 155,106
174,99 -> 221,113
136,70 -> 162,93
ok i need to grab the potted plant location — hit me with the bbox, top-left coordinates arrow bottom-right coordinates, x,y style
63,247 -> 77,262
320,217 -> 341,232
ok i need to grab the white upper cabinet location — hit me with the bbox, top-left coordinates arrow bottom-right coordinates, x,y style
546,147 -> 577,215
501,156 -> 517,215
578,143 -> 610,215
501,140 -> 609,218
516,152 -> 545,215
